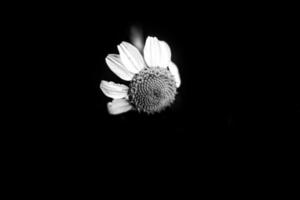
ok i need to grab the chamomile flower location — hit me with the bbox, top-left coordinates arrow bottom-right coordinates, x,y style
100,36 -> 181,115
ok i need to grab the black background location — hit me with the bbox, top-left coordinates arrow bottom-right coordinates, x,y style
13,3 -> 299,192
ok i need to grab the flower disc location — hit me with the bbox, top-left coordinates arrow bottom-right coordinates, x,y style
128,67 -> 177,114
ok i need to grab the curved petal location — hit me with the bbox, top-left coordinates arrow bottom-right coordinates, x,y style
117,42 -> 146,74
100,80 -> 129,99
107,98 -> 132,115
105,54 -> 134,81
143,36 -> 171,68
168,62 -> 181,88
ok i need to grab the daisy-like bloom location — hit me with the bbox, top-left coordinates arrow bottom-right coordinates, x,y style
100,36 -> 181,115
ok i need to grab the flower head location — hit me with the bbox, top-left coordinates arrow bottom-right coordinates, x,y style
100,36 -> 181,115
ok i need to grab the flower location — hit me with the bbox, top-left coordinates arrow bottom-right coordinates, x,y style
100,36 -> 181,115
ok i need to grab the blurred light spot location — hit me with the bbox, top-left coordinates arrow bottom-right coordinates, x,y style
130,26 -> 144,51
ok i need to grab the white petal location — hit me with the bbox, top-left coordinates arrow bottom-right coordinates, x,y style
143,36 -> 160,67
117,42 -> 146,74
107,98 -> 132,115
100,80 -> 129,99
168,62 -> 181,88
105,54 -> 134,81
143,36 -> 172,68
159,41 -> 171,68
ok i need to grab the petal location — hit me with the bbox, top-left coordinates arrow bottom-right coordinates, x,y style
117,42 -> 146,74
107,98 -> 132,115
100,80 -> 129,99
168,62 -> 181,88
159,41 -> 172,68
143,36 -> 172,68
105,54 -> 134,81
143,36 -> 160,67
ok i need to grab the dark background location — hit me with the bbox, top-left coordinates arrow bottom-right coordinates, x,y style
17,3 -> 297,162
31,7 -> 295,176
7,2 -> 299,195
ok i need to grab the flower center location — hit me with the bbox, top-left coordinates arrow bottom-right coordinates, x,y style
128,67 -> 177,114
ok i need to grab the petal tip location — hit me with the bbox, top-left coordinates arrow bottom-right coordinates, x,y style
107,99 -> 132,115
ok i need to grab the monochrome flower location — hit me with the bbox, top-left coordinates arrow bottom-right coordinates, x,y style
100,36 -> 181,115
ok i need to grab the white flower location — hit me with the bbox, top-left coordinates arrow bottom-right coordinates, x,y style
100,36 -> 181,115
